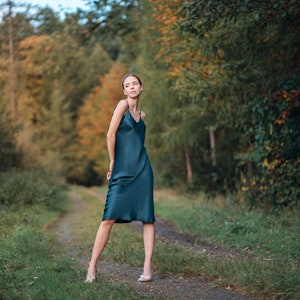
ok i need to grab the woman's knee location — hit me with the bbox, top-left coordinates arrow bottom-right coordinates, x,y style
143,222 -> 155,228
101,219 -> 115,227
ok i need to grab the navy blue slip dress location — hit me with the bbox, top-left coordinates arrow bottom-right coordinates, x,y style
102,110 -> 155,223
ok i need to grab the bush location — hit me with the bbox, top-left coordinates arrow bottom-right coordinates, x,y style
241,92 -> 300,211
0,171 -> 61,208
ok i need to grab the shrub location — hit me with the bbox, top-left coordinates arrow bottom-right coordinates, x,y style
0,171 -> 61,208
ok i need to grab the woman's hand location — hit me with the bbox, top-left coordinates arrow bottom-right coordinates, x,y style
106,171 -> 112,180
106,161 -> 114,180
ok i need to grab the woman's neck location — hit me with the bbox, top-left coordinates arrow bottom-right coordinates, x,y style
127,98 -> 139,111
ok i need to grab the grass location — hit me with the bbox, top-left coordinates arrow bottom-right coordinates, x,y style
152,189 -> 300,299
154,190 -> 300,259
0,221 -> 146,300
0,203 -> 158,300
0,179 -> 158,300
1,177 -> 299,300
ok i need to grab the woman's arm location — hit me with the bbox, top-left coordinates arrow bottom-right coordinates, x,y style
106,100 -> 128,180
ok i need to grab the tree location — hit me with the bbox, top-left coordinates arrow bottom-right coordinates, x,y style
77,62 -> 126,180
145,0 -> 229,189
33,7 -> 62,35
80,0 -> 142,62
16,25 -> 113,180
0,1 -> 34,121
177,0 -> 300,207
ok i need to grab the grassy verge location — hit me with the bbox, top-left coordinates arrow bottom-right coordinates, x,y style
74,186 -> 299,300
0,174 -> 157,300
0,210 -> 148,300
153,189 -> 300,299
154,190 -> 299,260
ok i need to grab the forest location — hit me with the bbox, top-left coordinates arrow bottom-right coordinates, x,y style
0,0 -> 299,211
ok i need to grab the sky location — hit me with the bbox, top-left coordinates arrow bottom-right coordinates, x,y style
26,0 -> 89,13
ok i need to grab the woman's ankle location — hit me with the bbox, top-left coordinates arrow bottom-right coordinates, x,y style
143,265 -> 152,276
88,262 -> 97,269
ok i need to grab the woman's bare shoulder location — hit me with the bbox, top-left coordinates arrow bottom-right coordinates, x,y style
114,99 -> 129,115
117,99 -> 129,108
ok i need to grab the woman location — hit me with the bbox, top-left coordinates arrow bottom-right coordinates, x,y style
85,74 -> 155,283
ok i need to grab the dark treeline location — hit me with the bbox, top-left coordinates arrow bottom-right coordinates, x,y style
0,0 -> 299,211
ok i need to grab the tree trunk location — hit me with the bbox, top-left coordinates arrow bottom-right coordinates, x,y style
184,147 -> 193,182
209,126 -> 218,182
8,1 -> 17,120
247,161 -> 254,180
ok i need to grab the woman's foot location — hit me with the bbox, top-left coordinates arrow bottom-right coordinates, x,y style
85,266 -> 97,283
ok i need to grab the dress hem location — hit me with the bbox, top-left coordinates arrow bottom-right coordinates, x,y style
102,218 -> 156,224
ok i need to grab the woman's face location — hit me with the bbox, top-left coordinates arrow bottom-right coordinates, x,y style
123,76 -> 143,99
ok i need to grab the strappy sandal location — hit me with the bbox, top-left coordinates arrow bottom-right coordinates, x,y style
138,274 -> 152,282
85,266 -> 97,283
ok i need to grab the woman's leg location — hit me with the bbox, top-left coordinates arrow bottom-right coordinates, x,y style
87,219 -> 115,277
142,222 -> 155,277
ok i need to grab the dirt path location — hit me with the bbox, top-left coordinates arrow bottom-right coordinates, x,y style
51,190 -> 251,300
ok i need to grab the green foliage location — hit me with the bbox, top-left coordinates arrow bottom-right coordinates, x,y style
180,0 -> 300,37
34,7 -> 63,35
0,171 -> 62,208
133,1 -> 190,186
239,92 -> 300,210
82,0 -> 143,62
167,0 -> 300,209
